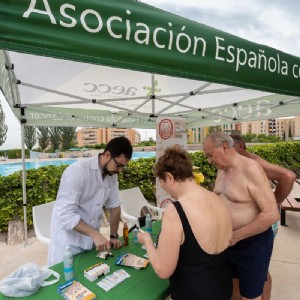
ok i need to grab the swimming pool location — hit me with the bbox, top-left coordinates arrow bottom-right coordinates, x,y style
131,151 -> 156,159
0,152 -> 156,176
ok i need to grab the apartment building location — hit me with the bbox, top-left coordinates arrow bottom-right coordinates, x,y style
187,128 -> 202,143
231,116 -> 300,140
187,115 -> 300,143
294,116 -> 300,139
76,128 -> 141,147
276,117 -> 295,139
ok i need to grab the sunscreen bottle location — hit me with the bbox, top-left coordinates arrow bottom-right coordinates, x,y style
133,228 -> 139,243
63,245 -> 74,281
145,213 -> 152,236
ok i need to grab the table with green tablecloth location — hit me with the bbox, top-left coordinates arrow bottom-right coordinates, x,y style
0,221 -> 169,300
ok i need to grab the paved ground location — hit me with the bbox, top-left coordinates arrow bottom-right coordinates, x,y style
0,225 -> 119,280
1,213 -> 300,299
269,211 -> 300,300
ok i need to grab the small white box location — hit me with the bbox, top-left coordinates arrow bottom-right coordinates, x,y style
84,269 -> 98,282
84,263 -> 110,282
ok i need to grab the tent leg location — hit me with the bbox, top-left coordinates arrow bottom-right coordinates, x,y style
21,123 -> 28,247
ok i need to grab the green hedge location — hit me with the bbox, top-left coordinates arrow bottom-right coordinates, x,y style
0,165 -> 67,232
0,142 -> 299,232
249,142 -> 300,169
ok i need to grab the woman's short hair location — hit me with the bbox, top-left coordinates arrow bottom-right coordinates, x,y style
153,145 -> 194,181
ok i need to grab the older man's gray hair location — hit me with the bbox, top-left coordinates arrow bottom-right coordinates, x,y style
205,131 -> 234,148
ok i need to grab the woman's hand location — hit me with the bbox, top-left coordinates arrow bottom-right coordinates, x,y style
137,231 -> 152,246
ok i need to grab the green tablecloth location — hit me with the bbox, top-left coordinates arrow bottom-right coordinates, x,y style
0,221 -> 169,300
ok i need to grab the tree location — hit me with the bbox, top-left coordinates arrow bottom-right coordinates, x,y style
288,123 -> 292,139
37,126 -> 50,150
0,103 -> 8,146
242,133 -> 281,143
242,133 -> 257,142
60,127 -> 77,151
208,125 -> 222,133
264,135 -> 281,143
49,127 -> 62,151
24,126 -> 37,150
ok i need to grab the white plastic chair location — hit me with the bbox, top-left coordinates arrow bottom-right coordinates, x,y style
32,201 -> 55,245
119,187 -> 163,228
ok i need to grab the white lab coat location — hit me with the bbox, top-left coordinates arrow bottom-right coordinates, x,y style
48,155 -> 120,265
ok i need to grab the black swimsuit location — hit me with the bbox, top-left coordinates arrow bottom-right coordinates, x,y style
169,201 -> 232,300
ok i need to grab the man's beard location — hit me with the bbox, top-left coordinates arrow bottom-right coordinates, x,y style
102,159 -> 118,176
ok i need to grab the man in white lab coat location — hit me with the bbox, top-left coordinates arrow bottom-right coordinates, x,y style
48,136 -> 133,265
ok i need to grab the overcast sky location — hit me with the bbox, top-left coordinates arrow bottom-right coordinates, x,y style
1,0 -> 299,149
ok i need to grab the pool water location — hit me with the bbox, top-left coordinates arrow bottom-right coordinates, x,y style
131,151 -> 156,159
0,160 -> 77,177
0,152 -> 155,176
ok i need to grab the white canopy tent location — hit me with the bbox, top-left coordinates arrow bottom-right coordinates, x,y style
1,0 -> 300,243
1,51 -> 299,130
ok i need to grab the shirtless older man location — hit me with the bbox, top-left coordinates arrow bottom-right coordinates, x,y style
230,133 -> 296,206
230,133 -> 296,300
204,131 -> 280,300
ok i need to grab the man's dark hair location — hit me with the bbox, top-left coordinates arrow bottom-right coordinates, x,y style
230,134 -> 246,150
104,136 -> 133,159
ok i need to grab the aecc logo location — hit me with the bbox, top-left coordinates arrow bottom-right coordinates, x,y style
83,82 -> 138,96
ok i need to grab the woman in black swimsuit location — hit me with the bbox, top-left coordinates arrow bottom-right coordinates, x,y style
138,145 -> 233,300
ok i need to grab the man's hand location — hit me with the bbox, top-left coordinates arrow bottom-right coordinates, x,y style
229,231 -> 240,246
110,238 -> 123,249
74,220 -> 113,251
92,233 -> 111,252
